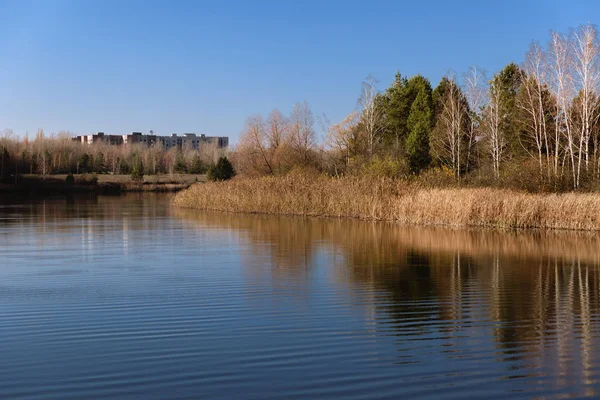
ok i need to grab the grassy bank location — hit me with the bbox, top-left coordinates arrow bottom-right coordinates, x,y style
172,172 -> 600,231
1,174 -> 206,194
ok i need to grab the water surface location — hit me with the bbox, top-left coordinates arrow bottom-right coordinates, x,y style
2,194 -> 600,399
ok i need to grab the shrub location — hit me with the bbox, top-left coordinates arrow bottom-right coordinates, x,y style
65,174 -> 75,185
360,156 -> 409,179
188,156 -> 208,174
207,157 -> 235,181
77,174 -> 99,186
131,157 -> 144,182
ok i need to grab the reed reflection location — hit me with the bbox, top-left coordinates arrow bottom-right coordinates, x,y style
175,208 -> 600,391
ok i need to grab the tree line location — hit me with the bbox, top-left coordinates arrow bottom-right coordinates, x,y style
236,24 -> 600,191
0,129 -> 227,182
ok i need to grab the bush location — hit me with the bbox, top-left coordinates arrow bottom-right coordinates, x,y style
131,166 -> 144,182
415,166 -> 457,188
207,157 -> 235,181
188,156 -> 208,174
65,174 -> 75,185
131,157 -> 144,182
360,156 -> 409,179
77,174 -> 98,186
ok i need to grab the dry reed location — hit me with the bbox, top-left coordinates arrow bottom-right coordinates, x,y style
172,172 -> 600,231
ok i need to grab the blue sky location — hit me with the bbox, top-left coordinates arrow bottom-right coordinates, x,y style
0,0 -> 597,143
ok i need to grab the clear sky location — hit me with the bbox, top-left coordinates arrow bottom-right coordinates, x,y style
0,0 -> 597,143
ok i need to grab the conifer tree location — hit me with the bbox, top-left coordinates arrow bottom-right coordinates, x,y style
405,80 -> 434,173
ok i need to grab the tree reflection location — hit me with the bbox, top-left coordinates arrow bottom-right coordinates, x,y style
175,208 -> 600,392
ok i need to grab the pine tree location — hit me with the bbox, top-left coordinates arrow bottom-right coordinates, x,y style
405,81 -> 434,173
208,157 -> 235,181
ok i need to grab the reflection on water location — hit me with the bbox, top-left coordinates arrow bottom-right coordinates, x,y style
2,195 -> 600,399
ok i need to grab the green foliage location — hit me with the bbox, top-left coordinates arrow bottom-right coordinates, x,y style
78,153 -> 90,173
77,174 -> 98,186
207,157 -> 235,181
65,174 -> 75,185
406,83 -> 433,173
94,152 -> 106,173
188,155 -> 208,174
0,146 -> 11,182
492,62 -> 524,157
360,155 -> 408,178
430,76 -> 472,173
381,74 -> 433,154
131,156 -> 144,182
174,154 -> 187,173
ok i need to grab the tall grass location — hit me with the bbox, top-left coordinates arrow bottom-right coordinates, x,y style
172,171 -> 600,231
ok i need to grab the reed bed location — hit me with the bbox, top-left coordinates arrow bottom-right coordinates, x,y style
172,172 -> 600,231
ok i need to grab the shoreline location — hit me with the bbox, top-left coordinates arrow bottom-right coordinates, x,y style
171,173 -> 600,232
0,174 -> 206,195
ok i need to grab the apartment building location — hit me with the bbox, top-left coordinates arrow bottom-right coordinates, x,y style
73,132 -> 229,150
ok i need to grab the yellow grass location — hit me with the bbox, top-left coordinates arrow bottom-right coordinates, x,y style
172,172 -> 600,231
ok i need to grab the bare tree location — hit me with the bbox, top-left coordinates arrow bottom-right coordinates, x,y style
485,81 -> 506,179
289,101 -> 316,166
432,74 -> 469,179
548,31 -> 576,186
572,24 -> 600,181
519,41 -> 552,179
238,115 -> 273,174
326,111 -> 360,168
358,75 -> 386,158
463,66 -> 488,171
266,109 -> 289,172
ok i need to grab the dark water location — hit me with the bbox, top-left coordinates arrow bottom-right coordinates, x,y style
2,194 -> 600,399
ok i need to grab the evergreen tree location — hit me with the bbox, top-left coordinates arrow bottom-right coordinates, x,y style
493,63 -> 523,158
405,79 -> 434,173
381,73 -> 432,154
208,157 -> 235,181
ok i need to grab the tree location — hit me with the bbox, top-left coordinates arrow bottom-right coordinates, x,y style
289,101 -> 316,166
548,31 -> 576,186
208,157 -> 235,181
131,154 -> 144,181
358,75 -> 386,158
381,72 -> 410,152
188,155 -> 207,174
405,78 -> 434,173
517,43 -> 557,181
238,114 -> 273,175
431,74 -> 471,178
326,111 -> 361,169
572,24 -> 600,181
484,79 -> 506,179
266,109 -> 290,173
463,66 -> 488,171
494,63 -> 524,159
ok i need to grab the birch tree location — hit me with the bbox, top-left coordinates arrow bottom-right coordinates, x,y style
463,66 -> 488,171
548,31 -> 576,186
485,80 -> 506,179
572,24 -> 600,180
358,75 -> 386,158
431,74 -> 470,178
518,42 -> 553,179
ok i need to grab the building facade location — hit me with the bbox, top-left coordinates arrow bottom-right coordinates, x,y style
73,132 -> 229,150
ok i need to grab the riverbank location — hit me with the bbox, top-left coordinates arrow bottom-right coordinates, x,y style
172,172 -> 600,231
1,174 -> 206,195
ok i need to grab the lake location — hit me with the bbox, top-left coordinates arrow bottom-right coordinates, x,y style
2,193 -> 600,399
